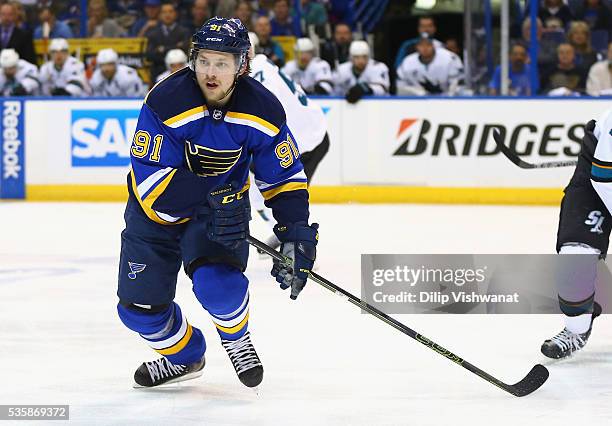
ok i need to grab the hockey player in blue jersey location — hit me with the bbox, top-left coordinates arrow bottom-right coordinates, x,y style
116,17 -> 319,389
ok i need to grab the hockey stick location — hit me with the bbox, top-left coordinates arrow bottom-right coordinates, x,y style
246,235 -> 549,397
492,131 -> 578,169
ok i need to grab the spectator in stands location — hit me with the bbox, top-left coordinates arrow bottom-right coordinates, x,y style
182,0 -> 211,35
1,2 -> 36,64
396,33 -> 464,96
321,22 -> 352,69
333,40 -> 389,103
586,41 -> 612,96
300,0 -> 328,29
255,0 -> 275,16
488,43 -> 536,96
538,0 -> 574,29
88,0 -> 126,38
210,0 -> 236,18
234,1 -> 254,31
540,43 -> 588,94
394,15 -> 445,69
270,0 -> 299,36
520,16 -> 557,69
90,48 -> 145,97
145,2 -> 189,81
254,15 -> 285,67
573,0 -> 612,35
282,37 -> 333,94
10,1 -> 29,32
39,38 -> 89,96
130,0 -> 161,37
567,21 -> 600,69
0,48 -> 39,96
156,48 -> 187,82
34,6 -> 74,40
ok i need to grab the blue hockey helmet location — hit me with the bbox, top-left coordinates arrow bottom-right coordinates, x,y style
190,17 -> 251,75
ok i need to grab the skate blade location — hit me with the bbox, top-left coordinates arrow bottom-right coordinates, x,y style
133,369 -> 204,389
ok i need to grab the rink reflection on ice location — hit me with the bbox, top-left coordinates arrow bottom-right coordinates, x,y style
1,202 -> 610,425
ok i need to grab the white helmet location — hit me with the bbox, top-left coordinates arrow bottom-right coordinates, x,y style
49,38 -> 69,52
248,32 -> 259,50
96,48 -> 118,65
164,49 -> 187,67
295,37 -> 315,53
0,49 -> 19,68
349,40 -> 370,57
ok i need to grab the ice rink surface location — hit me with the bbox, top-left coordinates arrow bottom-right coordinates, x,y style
1,202 -> 611,426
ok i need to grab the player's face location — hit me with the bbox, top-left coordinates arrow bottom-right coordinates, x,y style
170,62 -> 185,73
416,41 -> 434,60
194,50 -> 239,102
100,63 -> 116,79
3,66 -> 16,78
51,50 -> 68,67
418,18 -> 435,36
351,54 -> 368,72
297,51 -> 313,68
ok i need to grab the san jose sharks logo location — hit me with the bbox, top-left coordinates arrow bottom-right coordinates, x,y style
128,262 -> 147,280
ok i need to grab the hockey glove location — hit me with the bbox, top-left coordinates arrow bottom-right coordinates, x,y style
579,119 -> 597,163
10,84 -> 27,96
271,222 -> 319,300
205,182 -> 251,250
313,82 -> 331,95
345,83 -> 373,104
51,87 -> 71,96
420,78 -> 443,94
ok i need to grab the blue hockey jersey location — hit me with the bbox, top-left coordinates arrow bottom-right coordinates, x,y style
127,67 -> 309,226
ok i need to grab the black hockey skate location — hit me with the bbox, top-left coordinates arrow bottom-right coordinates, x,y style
133,356 -> 205,388
221,331 -> 263,387
541,302 -> 602,359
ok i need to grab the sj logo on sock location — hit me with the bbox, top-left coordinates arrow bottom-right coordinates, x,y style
128,262 -> 147,280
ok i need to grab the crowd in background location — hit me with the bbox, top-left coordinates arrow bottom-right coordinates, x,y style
0,0 -> 610,100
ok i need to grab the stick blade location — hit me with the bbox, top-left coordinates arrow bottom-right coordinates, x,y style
507,364 -> 549,397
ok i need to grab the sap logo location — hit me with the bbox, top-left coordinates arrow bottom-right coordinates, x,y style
71,109 -> 139,166
2,101 -> 22,179
585,210 -> 604,234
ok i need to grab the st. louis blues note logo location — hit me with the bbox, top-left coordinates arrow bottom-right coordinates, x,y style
128,262 -> 147,280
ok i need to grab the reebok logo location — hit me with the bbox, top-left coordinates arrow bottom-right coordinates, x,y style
2,101 -> 22,179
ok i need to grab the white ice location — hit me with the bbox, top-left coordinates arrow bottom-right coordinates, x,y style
0,202 -> 610,426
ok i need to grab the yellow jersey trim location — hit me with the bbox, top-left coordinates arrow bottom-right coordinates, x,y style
163,106 -> 208,127
225,111 -> 280,135
130,169 -> 190,225
261,181 -> 308,200
214,312 -> 250,334
156,324 -> 194,355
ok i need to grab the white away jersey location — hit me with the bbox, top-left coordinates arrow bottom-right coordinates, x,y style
281,57 -> 333,94
250,54 -> 326,152
589,109 -> 612,214
39,56 -> 89,96
396,48 -> 463,95
0,59 -> 39,95
90,64 -> 146,97
333,59 -> 390,96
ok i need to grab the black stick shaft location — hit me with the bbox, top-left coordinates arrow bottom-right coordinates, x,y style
246,235 -> 547,396
492,131 -> 577,169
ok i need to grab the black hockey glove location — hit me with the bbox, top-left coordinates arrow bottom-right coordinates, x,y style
51,87 -> 71,96
579,119 -> 597,163
345,83 -> 373,104
205,182 -> 251,250
420,78 -> 443,94
271,222 -> 319,300
10,84 -> 27,96
313,82 -> 330,95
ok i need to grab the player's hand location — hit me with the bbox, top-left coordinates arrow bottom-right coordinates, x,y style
420,78 -> 443,94
10,84 -> 27,96
205,181 -> 251,250
271,222 -> 319,300
345,83 -> 373,104
51,87 -> 71,96
579,119 -> 598,162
